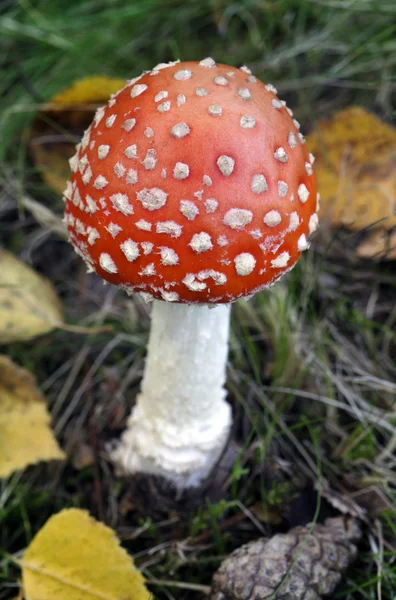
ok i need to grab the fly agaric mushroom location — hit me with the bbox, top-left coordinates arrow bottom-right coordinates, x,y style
64,59 -> 318,489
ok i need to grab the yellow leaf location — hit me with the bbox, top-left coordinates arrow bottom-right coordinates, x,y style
0,249 -> 64,343
20,508 -> 151,600
0,355 -> 64,478
31,76 -> 126,196
50,76 -> 127,107
306,107 -> 396,248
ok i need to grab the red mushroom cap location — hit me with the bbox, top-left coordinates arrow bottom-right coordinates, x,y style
64,59 -> 318,303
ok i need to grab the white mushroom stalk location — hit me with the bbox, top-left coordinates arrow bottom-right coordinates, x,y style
111,301 -> 232,489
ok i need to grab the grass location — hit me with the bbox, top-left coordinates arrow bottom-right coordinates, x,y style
1,0 -> 396,598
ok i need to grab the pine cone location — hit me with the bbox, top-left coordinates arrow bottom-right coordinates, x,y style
211,517 -> 361,600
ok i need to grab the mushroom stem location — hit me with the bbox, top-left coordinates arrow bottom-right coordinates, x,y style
111,300 -> 232,489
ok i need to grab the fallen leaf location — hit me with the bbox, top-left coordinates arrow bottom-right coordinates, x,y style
0,355 -> 64,478
31,76 -> 126,196
20,508 -> 150,600
307,107 -> 396,259
0,249 -> 64,343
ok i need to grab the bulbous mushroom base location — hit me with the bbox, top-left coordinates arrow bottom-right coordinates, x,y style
111,399 -> 232,489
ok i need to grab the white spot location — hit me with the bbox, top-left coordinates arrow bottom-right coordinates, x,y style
264,210 -> 282,227
298,234 -> 310,252
81,128 -> 91,150
160,247 -> 179,266
240,115 -> 256,129
251,174 -> 268,194
114,162 -> 126,178
180,200 -> 199,220
217,155 -> 235,176
182,274 -> 207,292
99,198 -> 107,209
298,183 -> 310,203
140,291 -> 154,302
174,69 -> 192,81
189,232 -> 213,253
272,99 -> 282,109
286,106 -> 293,117
75,219 -> 86,235
99,253 -> 118,273
155,90 -> 168,102
97,144 -> 110,159
160,290 -> 179,302
203,175 -> 212,186
140,263 -> 156,276
271,252 -> 290,268
224,208 -> 253,230
156,221 -> 182,237
141,242 -> 153,255
152,60 -> 179,71
208,104 -> 222,116
72,187 -> 81,207
78,154 -> 88,174
293,119 -> 301,130
173,162 -> 189,179
171,122 -> 191,138
240,65 -> 252,74
69,153 -> 79,173
85,195 -> 98,213
106,115 -> 117,128
288,132 -> 297,149
157,101 -> 171,112
217,235 -> 229,246
250,229 -> 262,239
213,75 -> 228,86
205,198 -> 218,213
94,175 -> 108,190
137,187 -> 168,210
193,190 -> 203,201
93,106 -> 105,127
122,118 -> 136,131
106,222 -> 122,238
309,153 -> 315,164
63,181 -> 73,201
238,88 -> 252,101
274,147 -> 288,163
305,161 -> 313,176
144,126 -> 154,138
196,87 -> 208,97
87,227 -> 100,245
130,84 -> 148,98
278,181 -> 288,197
197,270 -> 227,285
126,169 -> 138,185
161,168 -> 167,179
124,145 -> 138,159
120,239 -> 140,262
309,213 -> 319,235
142,149 -> 158,170
235,253 -> 256,276
199,57 -> 216,68
82,166 -> 92,185
248,76 -> 257,83
110,193 -> 134,215
177,94 -> 186,106
289,212 -> 300,231
265,84 -> 277,94
135,219 -> 152,231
